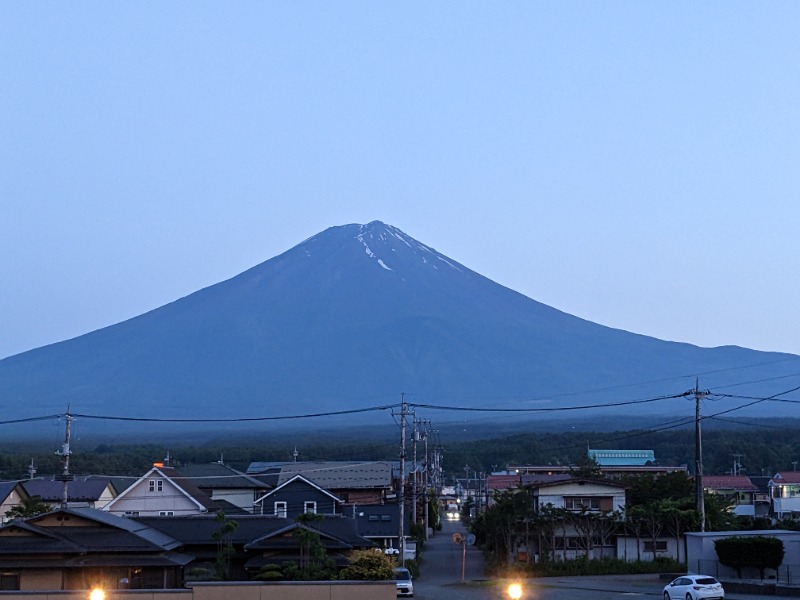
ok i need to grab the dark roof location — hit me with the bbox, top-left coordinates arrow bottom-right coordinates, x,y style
22,477 -> 112,502
247,461 -> 394,489
0,508 -> 181,558
245,517 -> 374,551
0,480 -> 27,502
136,514 -> 374,551
175,463 -> 267,490
135,514 -> 293,545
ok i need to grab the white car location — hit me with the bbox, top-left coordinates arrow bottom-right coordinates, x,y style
394,567 -> 413,597
663,574 -> 724,600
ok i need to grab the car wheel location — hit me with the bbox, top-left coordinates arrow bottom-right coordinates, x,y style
686,593 -> 693,600
663,593 -> 670,600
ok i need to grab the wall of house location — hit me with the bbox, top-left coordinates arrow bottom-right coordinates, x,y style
0,581 -> 394,600
616,536 -> 682,563
21,571 -> 62,591
686,530 -> 800,576
106,479 -> 204,517
207,489 -> 258,513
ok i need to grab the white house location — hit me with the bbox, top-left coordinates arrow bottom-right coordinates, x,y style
769,471 -> 800,519
103,465 -> 215,517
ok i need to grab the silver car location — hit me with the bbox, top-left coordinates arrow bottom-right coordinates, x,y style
394,567 -> 413,597
663,574 -> 724,600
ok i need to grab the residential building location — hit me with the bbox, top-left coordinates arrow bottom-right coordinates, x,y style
247,461 -> 395,505
174,462 -> 267,514
0,481 -> 30,524
769,471 -> 800,519
21,477 -> 116,511
103,465 -> 215,517
253,474 -> 343,519
0,507 -> 190,591
703,475 -> 767,517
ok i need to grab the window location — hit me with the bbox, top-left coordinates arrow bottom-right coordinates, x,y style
159,511 -> 174,516
274,501 -> 287,518
643,540 -> 668,552
123,511 -> 140,517
148,479 -> 163,493
368,515 -> 379,521
565,496 -> 600,510
0,573 -> 20,591
304,501 -> 317,514
381,515 -> 391,521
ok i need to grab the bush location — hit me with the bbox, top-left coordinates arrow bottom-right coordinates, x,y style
715,536 -> 785,579
488,556 -> 685,578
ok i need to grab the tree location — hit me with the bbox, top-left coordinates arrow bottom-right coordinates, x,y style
715,536 -> 785,580
5,495 -> 51,520
339,549 -> 395,580
286,513 -> 337,581
211,510 -> 239,580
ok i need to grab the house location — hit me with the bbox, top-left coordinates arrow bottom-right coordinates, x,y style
103,465 -> 216,517
768,471 -> 800,519
509,448 -> 688,480
703,475 -> 766,517
136,513 -> 377,580
350,503 -> 411,553
174,462 -> 268,514
253,474 -> 343,519
21,476 -> 116,511
0,481 -> 30,524
0,507 -> 191,591
242,516 -> 377,574
247,460 -> 395,505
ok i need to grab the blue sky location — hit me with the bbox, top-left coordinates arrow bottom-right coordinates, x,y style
2,2 -> 799,360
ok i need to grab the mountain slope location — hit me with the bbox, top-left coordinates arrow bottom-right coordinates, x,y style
1,221 -> 798,425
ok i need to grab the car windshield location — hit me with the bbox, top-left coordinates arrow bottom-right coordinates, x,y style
696,578 -> 718,585
395,569 -> 411,581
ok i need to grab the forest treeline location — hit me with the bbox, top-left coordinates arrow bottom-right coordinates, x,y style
0,422 -> 798,481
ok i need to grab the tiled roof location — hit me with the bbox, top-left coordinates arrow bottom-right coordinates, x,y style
770,471 -> 800,485
702,475 -> 757,491
247,461 -> 394,489
22,477 -> 112,502
175,463 -> 267,490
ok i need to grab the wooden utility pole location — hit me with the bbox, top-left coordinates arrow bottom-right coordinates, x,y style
399,394 -> 407,561
694,379 -> 707,531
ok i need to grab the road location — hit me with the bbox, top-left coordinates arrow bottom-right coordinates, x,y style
413,517 -> 781,600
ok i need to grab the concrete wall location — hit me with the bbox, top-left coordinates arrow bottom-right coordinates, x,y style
0,581 -> 395,600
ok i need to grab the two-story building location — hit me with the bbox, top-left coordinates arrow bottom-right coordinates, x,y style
702,474 -> 767,517
769,471 -> 800,519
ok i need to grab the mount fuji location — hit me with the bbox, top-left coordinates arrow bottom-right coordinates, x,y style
1,221 -> 798,431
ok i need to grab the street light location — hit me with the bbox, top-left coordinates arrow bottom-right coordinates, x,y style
89,588 -> 105,600
507,582 -> 523,599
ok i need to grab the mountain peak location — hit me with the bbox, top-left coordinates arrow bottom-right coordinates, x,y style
1,221 -> 798,428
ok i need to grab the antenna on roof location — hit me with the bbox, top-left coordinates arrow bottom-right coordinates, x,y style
292,447 -> 299,462
218,452 -> 224,465
164,450 -> 171,467
27,459 -> 37,480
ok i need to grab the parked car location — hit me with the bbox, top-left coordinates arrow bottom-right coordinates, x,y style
663,575 -> 724,600
394,567 -> 413,597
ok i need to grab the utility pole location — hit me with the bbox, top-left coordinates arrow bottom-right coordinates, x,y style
411,411 -> 418,526
399,394 -> 407,562
694,379 -> 707,531
55,411 -> 75,509
422,420 -> 430,539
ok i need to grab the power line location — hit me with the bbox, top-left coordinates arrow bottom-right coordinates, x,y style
408,391 -> 690,413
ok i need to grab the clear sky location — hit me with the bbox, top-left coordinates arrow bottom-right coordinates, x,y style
2,2 -> 799,361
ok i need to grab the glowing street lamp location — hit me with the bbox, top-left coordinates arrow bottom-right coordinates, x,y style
507,582 -> 523,599
89,588 -> 105,600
